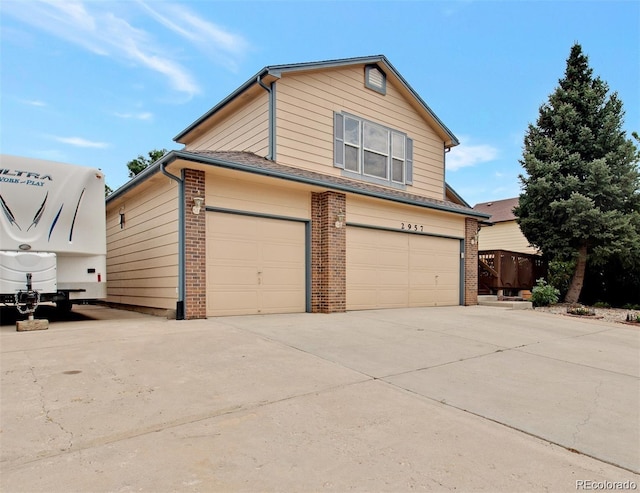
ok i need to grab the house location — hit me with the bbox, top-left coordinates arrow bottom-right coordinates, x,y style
105,55 -> 490,319
473,197 -> 544,297
473,197 -> 538,254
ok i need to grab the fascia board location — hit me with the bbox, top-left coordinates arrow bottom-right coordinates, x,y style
173,68 -> 277,143
163,152 -> 489,219
174,55 -> 458,148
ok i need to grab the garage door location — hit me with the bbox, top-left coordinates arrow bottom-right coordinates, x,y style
206,213 -> 306,316
347,227 -> 460,310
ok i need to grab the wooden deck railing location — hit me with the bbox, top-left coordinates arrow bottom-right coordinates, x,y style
478,250 -> 546,295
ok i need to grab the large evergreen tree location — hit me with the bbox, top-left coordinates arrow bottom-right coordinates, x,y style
516,44 -> 640,304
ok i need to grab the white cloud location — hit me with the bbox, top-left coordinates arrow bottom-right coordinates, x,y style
137,1 -> 250,72
2,0 -> 202,97
22,99 -> 47,107
52,136 -> 109,148
114,111 -> 153,120
446,137 -> 499,171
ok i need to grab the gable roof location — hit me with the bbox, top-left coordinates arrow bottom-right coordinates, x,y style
473,197 -> 519,223
174,55 -> 459,148
107,150 -> 489,220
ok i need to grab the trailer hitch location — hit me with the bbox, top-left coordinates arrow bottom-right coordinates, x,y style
15,273 -> 41,319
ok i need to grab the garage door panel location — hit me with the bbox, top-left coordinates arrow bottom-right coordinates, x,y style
262,244 -> 304,263
378,288 -> 411,308
207,213 -> 306,316
409,288 -> 435,307
209,289 -> 259,315
210,239 -> 258,262
263,266 -> 305,286
261,289 -> 306,314
347,227 -> 460,310
208,265 -> 257,286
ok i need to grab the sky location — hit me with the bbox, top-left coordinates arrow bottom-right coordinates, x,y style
1,0 -> 638,206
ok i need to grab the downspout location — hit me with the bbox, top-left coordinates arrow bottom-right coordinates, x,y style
257,75 -> 275,160
443,143 -> 463,304
443,143 -> 451,201
161,160 -> 186,320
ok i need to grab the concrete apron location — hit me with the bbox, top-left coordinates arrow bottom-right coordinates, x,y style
1,305 -> 638,492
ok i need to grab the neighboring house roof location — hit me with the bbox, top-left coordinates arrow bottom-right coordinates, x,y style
473,197 -> 519,223
174,55 -> 460,148
107,150 -> 490,220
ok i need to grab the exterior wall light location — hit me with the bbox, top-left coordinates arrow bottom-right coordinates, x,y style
192,196 -> 204,215
335,211 -> 345,228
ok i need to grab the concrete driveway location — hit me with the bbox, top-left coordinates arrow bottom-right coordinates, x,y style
1,305 -> 638,492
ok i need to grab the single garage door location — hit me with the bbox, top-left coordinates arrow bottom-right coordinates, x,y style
347,227 -> 460,310
206,212 -> 306,316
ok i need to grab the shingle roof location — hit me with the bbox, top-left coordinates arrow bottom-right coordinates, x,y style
473,197 -> 519,223
184,150 -> 486,218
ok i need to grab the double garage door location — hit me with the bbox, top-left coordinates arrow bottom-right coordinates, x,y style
206,213 -> 461,316
346,227 -> 461,310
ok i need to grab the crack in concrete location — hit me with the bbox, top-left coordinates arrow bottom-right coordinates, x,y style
29,366 -> 74,452
571,378 -> 603,447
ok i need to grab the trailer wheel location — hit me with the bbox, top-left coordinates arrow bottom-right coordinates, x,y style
56,300 -> 73,313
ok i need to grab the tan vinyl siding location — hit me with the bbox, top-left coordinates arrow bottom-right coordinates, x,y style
186,91 -> 270,155
106,177 -> 179,309
478,221 -> 539,254
275,66 -> 446,200
347,195 -> 464,239
206,172 -> 310,220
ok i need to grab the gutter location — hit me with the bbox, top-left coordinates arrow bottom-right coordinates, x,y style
163,151 -> 491,220
107,149 -> 490,219
106,153 -> 173,204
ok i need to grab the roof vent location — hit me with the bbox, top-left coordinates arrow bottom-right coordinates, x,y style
365,65 -> 386,95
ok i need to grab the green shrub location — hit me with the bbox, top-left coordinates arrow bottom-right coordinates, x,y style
548,258 -> 575,300
531,278 -> 560,307
593,301 -> 611,308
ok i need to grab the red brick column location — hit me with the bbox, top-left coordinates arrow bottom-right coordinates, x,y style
184,169 -> 207,319
464,217 -> 479,306
311,191 -> 346,313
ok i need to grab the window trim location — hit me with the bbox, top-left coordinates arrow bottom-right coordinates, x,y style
334,112 -> 413,187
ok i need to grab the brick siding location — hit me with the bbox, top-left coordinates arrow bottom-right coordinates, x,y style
184,169 -> 207,319
311,191 -> 346,313
464,217 -> 479,306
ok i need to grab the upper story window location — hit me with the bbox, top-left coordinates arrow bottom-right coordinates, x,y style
334,112 -> 413,187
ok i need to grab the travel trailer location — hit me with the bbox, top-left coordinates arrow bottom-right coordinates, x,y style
0,155 -> 107,316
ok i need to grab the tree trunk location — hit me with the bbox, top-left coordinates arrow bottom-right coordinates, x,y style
564,244 -> 588,304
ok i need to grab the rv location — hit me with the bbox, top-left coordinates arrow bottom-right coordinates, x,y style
0,155 -> 107,315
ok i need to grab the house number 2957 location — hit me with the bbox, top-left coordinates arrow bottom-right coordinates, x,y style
401,223 -> 423,232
